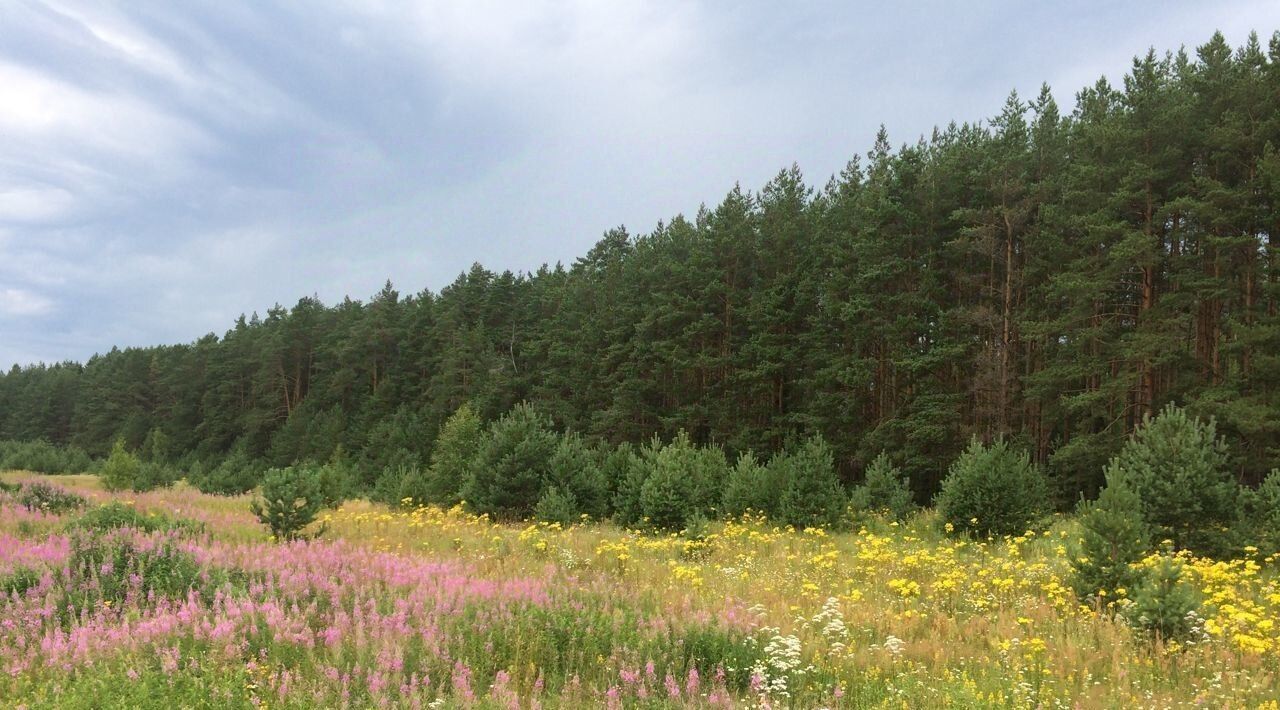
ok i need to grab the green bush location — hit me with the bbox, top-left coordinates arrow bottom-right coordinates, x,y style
1122,556 -> 1202,643
67,502 -> 204,535
936,437 -> 1050,537
533,485 -> 580,525
1248,469 -> 1280,556
134,461 -> 178,491
250,465 -> 327,541
547,433 -> 610,520
850,452 -> 915,521
639,432 -> 728,531
315,455 -> 357,507
777,435 -> 847,529
1070,479 -> 1149,602
610,442 -> 650,527
721,452 -> 777,518
1104,404 -> 1237,555
413,403 -> 485,507
0,439 -> 94,475
99,439 -> 142,492
464,403 -> 558,518
189,447 -> 261,495
17,481 -> 86,514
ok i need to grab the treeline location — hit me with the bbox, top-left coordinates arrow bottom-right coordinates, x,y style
2,31 -> 1279,501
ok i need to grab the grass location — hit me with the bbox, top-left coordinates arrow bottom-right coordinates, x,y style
1,469 -> 1278,708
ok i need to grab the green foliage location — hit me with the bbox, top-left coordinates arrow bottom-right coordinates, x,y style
0,439 -> 93,475
721,452 -> 777,517
464,403 -> 558,518
139,427 -> 171,463
98,439 -> 142,492
1246,469 -> 1280,556
936,437 -> 1050,537
0,566 -> 42,598
1122,556 -> 1202,643
777,435 -> 847,529
547,433 -> 610,520
63,532 -> 203,619
134,461 -> 178,491
1104,404 -> 1238,555
66,502 -> 204,535
533,485 -> 580,526
608,443 -> 649,527
850,452 -> 915,521
638,432 -> 728,531
16,481 -> 86,514
412,403 -> 485,506
315,454 -> 357,508
250,465 -> 327,541
1070,480 -> 1149,602
189,446 -> 262,495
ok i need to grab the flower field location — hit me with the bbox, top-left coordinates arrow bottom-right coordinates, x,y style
2,472 -> 1279,708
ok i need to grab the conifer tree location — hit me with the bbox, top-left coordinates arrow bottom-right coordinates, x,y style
1104,404 -> 1238,554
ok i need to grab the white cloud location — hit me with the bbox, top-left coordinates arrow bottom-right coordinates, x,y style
0,288 -> 54,317
0,184 -> 76,224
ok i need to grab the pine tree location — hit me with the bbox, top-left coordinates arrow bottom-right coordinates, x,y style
850,452 -> 915,520
776,435 -> 847,529
1070,479 -> 1150,602
936,437 -> 1050,537
99,438 -> 141,492
463,402 -> 557,519
1104,404 -> 1238,554
410,403 -> 483,506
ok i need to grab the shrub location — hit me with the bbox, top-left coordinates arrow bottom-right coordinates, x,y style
777,435 -> 847,529
1248,469 -> 1280,556
850,452 -> 915,521
134,461 -> 178,491
67,502 -> 204,535
189,447 -> 261,495
639,432 -> 728,531
17,481 -> 86,514
0,439 -> 94,475
414,403 -> 485,506
374,462 -> 417,506
99,439 -> 142,492
936,437 -> 1050,537
1104,404 -> 1237,555
464,403 -> 558,518
315,455 -> 357,508
533,485 -> 579,526
721,452 -> 776,518
250,466 -> 327,541
1070,479 -> 1149,602
547,433 -> 610,520
1123,556 -> 1202,643
610,442 -> 651,527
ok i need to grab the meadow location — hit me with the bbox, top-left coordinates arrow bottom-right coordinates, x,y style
0,472 -> 1277,708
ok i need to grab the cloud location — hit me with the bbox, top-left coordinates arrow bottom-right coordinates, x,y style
0,288 -> 54,317
1,1 -> 1279,368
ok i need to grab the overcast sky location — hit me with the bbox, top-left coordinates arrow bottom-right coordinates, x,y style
2,1 -> 1278,368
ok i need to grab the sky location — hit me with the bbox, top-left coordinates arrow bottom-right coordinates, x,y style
2,1 -> 1279,368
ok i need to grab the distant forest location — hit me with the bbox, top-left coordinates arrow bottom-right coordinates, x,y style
3,31 -> 1278,501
